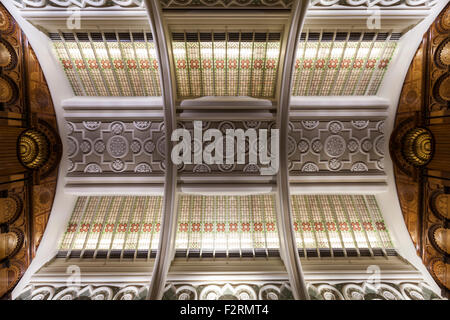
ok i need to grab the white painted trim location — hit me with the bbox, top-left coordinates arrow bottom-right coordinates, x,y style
275,0 -> 310,300
290,96 -> 390,109
62,96 -> 163,110
144,0 -> 178,300
289,182 -> 388,194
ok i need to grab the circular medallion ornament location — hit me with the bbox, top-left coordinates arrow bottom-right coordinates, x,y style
328,121 -> 343,134
18,129 -> 50,169
324,135 -> 346,157
347,139 -> 359,153
298,139 -> 309,153
130,140 -> 141,153
311,139 -> 323,154
110,122 -> 124,135
0,7 -> 13,33
0,76 -> 14,103
402,127 -> 434,167
94,140 -> 106,153
111,159 -> 125,172
107,136 -> 128,158
144,140 -> 155,154
436,39 -> 450,67
0,41 -> 12,68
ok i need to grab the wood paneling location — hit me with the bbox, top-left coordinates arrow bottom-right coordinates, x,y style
0,3 -> 61,299
391,3 -> 449,298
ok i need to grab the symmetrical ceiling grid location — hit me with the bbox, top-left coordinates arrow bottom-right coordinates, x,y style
4,0 -> 447,301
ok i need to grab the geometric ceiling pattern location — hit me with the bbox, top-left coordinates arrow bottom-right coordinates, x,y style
66,120 -> 165,175
288,119 -> 386,174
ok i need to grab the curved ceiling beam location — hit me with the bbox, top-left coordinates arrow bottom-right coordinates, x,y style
276,0 -> 310,300
143,0 -> 178,300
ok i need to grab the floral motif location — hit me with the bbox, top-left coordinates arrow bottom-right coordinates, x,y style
241,223 -> 250,232
353,59 -> 363,69
67,223 -> 77,232
179,223 -> 188,232
351,222 -> 361,231
140,60 -> 150,69
376,222 -> 386,230
80,223 -> 90,232
155,223 -> 160,232
203,59 -> 212,69
114,60 -> 124,69
378,59 -> 389,69
192,223 -> 201,232
75,59 -> 85,69
62,59 -> 73,69
326,222 -> 336,231
295,59 -> 301,69
363,222 -> 373,231
216,60 -> 225,69
254,59 -> 263,69
341,59 -> 351,68
302,222 -> 311,231
93,223 -> 102,232
118,223 -> 127,232
303,59 -> 313,69
254,223 -> 263,231
177,60 -> 186,69
266,59 -> 276,69
204,223 -> 213,232
339,222 -> 348,231
105,224 -> 114,232
101,60 -> 111,69
127,59 -> 137,69
314,222 -> 323,231
366,59 -> 376,69
241,59 -> 250,69
228,59 -> 237,69
315,59 -> 325,69
143,223 -> 152,232
266,222 -> 275,231
293,222 -> 298,231
190,59 -> 199,69
229,223 -> 238,232
217,223 -> 225,232
88,60 -> 98,69
328,59 -> 338,69
153,60 -> 158,69
130,223 -> 140,232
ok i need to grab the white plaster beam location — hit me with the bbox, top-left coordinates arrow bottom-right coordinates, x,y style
275,0 -> 310,300
143,0 -> 178,300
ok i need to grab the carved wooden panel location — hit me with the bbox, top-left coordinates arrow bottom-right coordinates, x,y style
0,3 -> 61,299
391,3 -> 449,298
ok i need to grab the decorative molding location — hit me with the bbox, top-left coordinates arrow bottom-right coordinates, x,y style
12,0 -> 437,9
66,120 -> 165,175
289,119 -> 386,175
307,281 -> 442,300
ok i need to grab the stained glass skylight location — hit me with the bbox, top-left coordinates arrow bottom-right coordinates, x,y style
172,32 -> 282,99
51,32 -> 161,96
175,194 -> 280,258
59,196 -> 163,259
291,195 -> 394,257
292,32 -> 398,96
